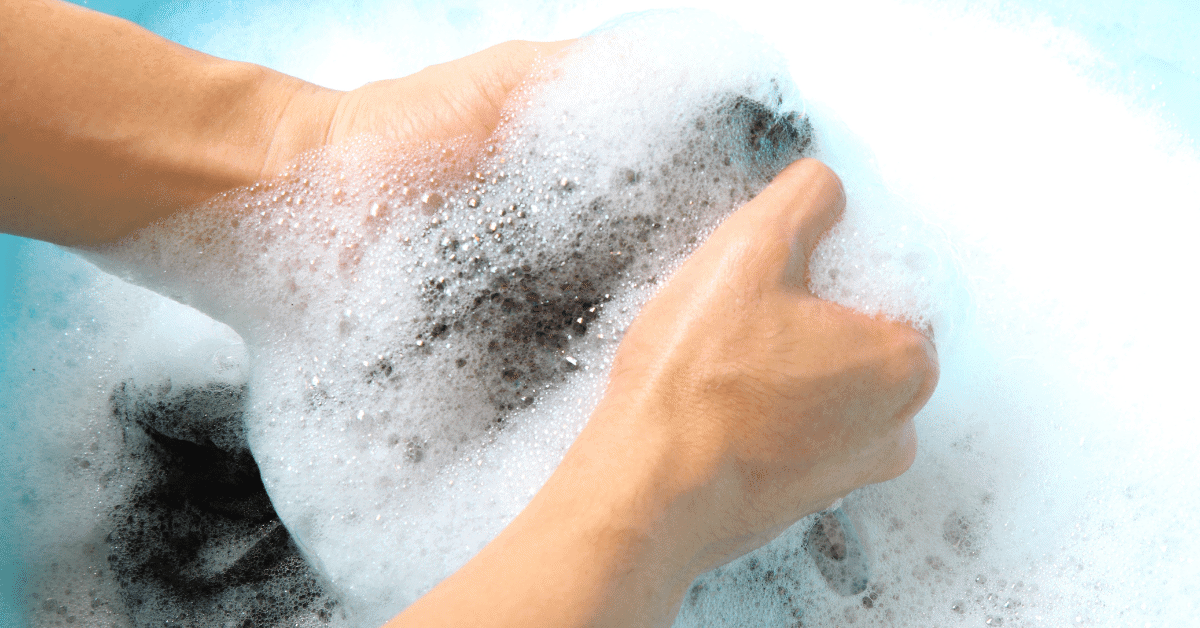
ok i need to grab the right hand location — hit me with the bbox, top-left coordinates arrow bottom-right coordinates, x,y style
582,157 -> 940,575
386,159 -> 938,628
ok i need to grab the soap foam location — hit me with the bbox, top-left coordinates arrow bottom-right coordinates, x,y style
4,2 -> 1199,628
85,13 -> 869,624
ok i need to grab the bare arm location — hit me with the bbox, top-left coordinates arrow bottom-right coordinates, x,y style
0,0 -> 569,246
0,0 -> 339,245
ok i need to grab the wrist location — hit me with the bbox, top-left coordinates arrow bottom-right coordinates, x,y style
254,71 -> 345,179
390,408 -> 708,628
498,417 -> 705,625
586,382 -> 784,577
0,0 -> 345,246
560,402 -> 722,587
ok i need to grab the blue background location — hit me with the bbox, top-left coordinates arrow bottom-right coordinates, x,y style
1,3 -> 154,623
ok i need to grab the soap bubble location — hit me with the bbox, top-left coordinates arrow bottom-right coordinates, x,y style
4,1 -> 1199,627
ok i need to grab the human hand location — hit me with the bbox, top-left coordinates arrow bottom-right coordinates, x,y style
581,157 -> 939,576
263,40 -> 573,177
392,158 -> 940,628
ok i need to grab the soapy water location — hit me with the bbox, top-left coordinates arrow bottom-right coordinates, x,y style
78,17 -> 871,624
2,1 -> 1199,628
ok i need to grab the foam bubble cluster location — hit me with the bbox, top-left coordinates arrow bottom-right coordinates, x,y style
5,2 -> 1198,628
83,13 -> 851,624
808,181 -> 966,343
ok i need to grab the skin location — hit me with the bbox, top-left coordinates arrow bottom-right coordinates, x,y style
389,159 -> 938,627
0,0 -> 568,244
0,1 -> 939,626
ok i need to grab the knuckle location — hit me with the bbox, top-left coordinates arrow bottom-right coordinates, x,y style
802,158 -> 841,187
882,326 -> 938,393
796,159 -> 846,210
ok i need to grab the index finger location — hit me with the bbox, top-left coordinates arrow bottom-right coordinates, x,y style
705,158 -> 846,292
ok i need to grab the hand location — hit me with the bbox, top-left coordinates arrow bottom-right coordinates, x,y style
586,157 -> 939,574
0,0 -> 569,247
263,40 -> 573,177
390,158 -> 939,628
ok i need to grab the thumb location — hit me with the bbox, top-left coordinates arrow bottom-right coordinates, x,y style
704,158 -> 845,291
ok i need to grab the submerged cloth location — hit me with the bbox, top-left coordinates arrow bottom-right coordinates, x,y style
103,381 -> 338,628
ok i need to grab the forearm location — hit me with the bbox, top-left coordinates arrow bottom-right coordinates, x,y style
387,415 -> 705,628
0,0 -> 339,246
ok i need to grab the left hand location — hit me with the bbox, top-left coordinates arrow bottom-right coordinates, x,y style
262,40 -> 574,177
